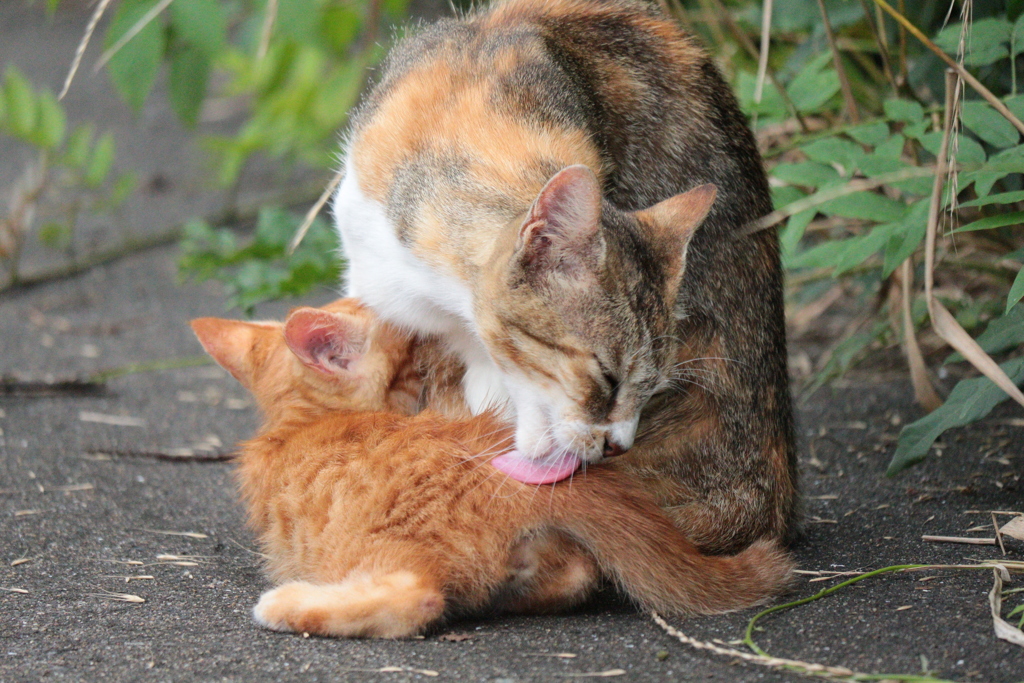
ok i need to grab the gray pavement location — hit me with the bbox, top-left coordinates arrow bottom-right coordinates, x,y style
1,242 -> 1022,683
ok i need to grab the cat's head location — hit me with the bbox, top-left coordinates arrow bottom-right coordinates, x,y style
477,166 -> 716,465
190,298 -> 420,423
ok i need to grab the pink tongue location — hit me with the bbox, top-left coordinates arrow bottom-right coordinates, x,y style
492,450 -> 582,485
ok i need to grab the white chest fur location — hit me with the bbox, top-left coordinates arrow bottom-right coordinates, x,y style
331,161 -> 511,415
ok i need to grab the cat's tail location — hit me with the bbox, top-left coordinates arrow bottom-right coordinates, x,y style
546,469 -> 795,616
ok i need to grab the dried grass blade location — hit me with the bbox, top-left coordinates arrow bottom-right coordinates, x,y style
257,0 -> 279,61
287,169 -> 344,254
899,259 -> 942,411
1000,516 -> 1024,542
815,0 -> 859,122
753,0 -> 774,105
989,568 -> 1024,648
59,0 -> 114,100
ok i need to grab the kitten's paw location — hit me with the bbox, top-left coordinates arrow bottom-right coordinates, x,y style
253,582 -> 314,633
251,574 -> 444,638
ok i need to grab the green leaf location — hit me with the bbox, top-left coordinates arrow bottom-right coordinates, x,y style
780,210 -> 815,262
109,172 -> 137,208
961,101 -> 1020,149
321,5 -> 362,52
882,200 -> 929,277
38,222 -> 72,249
786,239 -> 848,270
847,122 -> 891,147
170,0 -> 225,54
168,44 -> 211,127
888,358 -> 1024,475
800,137 -> 864,173
3,66 -> 38,139
958,190 -> 1024,208
35,90 -> 66,149
84,132 -> 115,188
105,0 -> 167,112
804,321 -> 889,399
274,0 -> 320,44
1008,95 -> 1024,121
934,19 -> 1012,66
786,52 -> 840,114
1014,13 -> 1024,57
63,124 -> 94,169
1009,267 -> 1024,313
770,161 -> 840,189
735,70 -> 788,121
953,211 -> 1024,233
884,99 -> 924,124
946,306 -> 1024,364
919,131 -> 986,165
818,191 -> 908,222
833,223 -> 896,275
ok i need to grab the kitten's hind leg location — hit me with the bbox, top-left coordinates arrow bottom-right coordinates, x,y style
253,571 -> 445,638
501,530 -> 599,614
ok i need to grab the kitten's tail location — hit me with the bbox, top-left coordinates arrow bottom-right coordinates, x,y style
546,470 -> 795,616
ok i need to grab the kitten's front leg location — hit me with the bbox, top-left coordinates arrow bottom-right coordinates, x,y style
253,572 -> 445,638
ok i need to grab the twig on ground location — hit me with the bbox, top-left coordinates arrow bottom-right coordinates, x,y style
0,376 -> 104,397
84,448 -> 234,463
922,535 -> 996,545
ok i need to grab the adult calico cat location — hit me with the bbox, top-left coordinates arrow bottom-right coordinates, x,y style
333,0 -> 796,553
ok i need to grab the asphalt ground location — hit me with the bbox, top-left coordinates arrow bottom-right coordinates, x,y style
1,243 -> 1022,683
2,2 -> 1023,681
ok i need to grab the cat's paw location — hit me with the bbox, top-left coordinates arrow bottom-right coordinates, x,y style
253,582 -> 315,633
251,574 -> 445,638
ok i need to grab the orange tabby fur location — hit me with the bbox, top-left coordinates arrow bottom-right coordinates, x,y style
191,299 -> 793,638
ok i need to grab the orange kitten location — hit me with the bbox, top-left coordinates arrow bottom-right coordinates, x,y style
191,299 -> 793,638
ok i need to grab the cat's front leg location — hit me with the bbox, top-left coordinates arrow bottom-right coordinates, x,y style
252,572 -> 445,638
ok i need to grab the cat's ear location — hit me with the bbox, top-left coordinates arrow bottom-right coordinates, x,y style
517,165 -> 604,276
191,318 -> 262,385
636,183 -> 717,283
284,308 -> 368,378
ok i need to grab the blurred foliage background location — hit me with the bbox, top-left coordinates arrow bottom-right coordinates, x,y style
2,0 -> 1023,474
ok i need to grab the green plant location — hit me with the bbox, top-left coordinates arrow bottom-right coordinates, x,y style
178,206 -> 342,314
0,65 -> 134,288
673,0 -> 1024,474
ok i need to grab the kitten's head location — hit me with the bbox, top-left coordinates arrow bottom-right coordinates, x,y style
190,298 -> 420,423
477,166 -> 716,464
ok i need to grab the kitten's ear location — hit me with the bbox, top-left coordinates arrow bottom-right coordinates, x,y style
517,165 -> 604,275
636,184 -> 717,283
284,308 -> 368,377
191,318 -> 261,385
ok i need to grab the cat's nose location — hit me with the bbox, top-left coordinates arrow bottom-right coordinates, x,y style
602,439 -> 627,458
